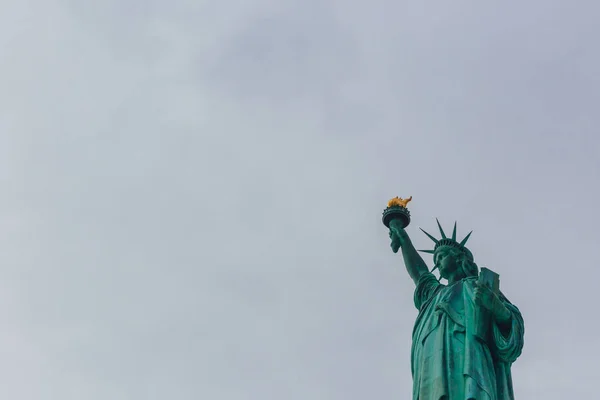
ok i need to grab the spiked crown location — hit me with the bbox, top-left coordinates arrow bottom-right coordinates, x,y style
419,219 -> 474,261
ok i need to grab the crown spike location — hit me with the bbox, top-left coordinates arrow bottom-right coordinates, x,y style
418,249 -> 435,254
452,222 -> 457,241
419,228 -> 439,244
459,230 -> 473,246
436,218 -> 447,239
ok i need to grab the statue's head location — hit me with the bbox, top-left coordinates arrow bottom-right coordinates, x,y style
419,219 -> 479,280
433,245 -> 479,280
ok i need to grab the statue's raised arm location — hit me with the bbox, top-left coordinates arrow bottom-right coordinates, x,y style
383,196 -> 429,284
389,222 -> 430,285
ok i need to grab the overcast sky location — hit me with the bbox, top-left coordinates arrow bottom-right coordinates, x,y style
1,1 -> 599,399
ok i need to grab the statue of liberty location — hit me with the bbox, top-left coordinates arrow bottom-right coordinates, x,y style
383,197 -> 525,400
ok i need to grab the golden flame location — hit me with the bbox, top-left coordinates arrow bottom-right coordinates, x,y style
387,196 -> 412,208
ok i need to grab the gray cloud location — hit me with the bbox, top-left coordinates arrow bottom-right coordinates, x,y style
0,0 -> 598,398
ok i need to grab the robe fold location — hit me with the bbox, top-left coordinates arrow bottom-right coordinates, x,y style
410,273 -> 524,400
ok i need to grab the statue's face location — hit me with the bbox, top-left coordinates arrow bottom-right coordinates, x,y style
434,247 -> 462,279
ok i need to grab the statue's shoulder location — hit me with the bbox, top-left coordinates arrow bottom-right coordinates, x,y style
461,275 -> 478,288
416,272 -> 441,287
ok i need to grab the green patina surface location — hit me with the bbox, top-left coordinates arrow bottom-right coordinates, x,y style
384,202 -> 524,400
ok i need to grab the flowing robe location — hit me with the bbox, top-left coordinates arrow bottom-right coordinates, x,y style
411,273 -> 524,400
